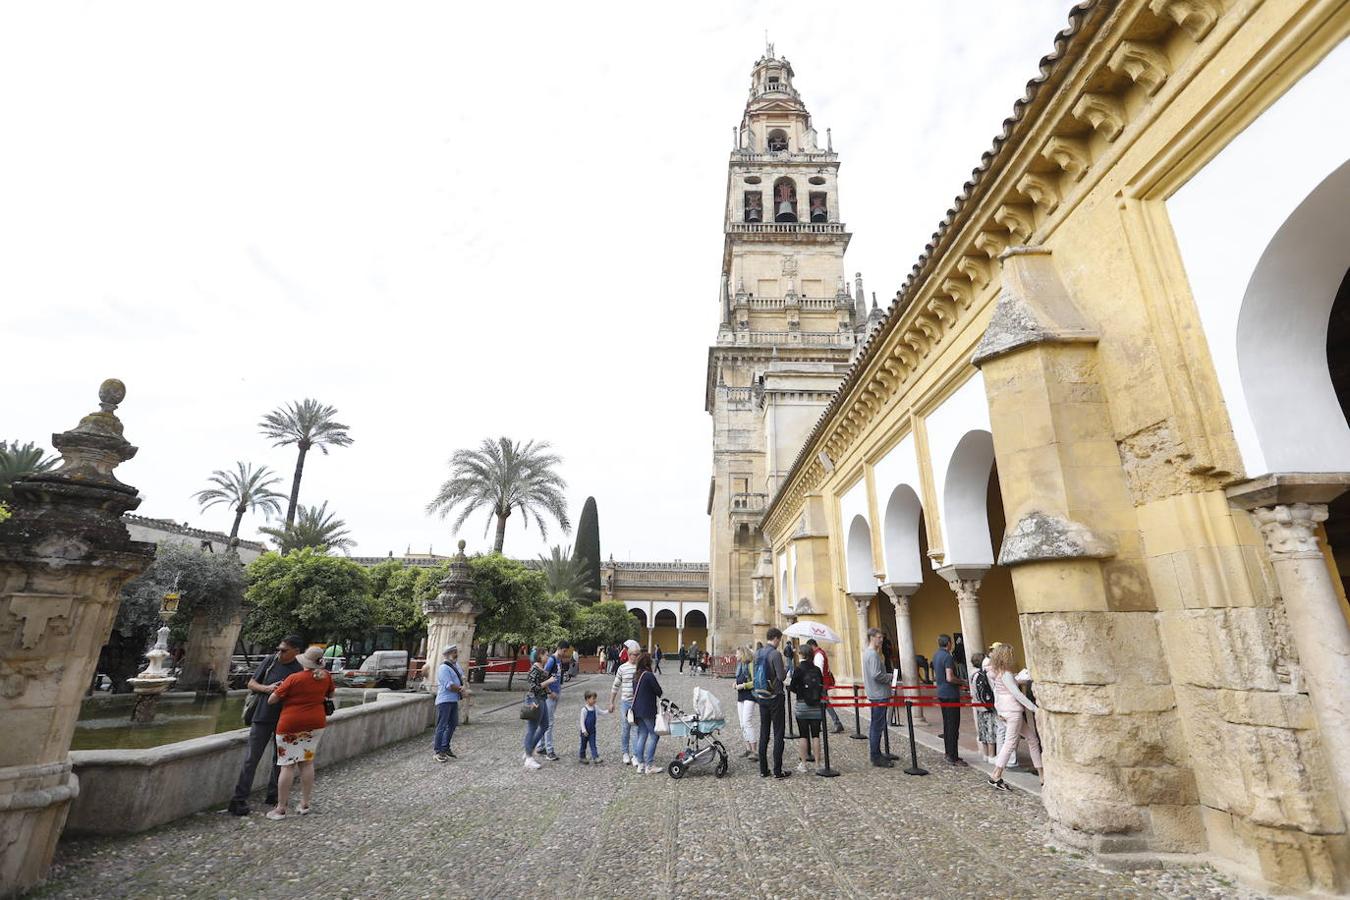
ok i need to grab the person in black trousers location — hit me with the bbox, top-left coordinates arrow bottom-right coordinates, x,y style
755,627 -> 791,779
932,634 -> 968,766
227,635 -> 305,815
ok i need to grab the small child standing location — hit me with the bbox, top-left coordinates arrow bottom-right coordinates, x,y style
578,690 -> 604,764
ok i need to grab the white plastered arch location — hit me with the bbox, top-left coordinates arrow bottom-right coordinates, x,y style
845,514 -> 875,593
926,375 -> 996,566
882,484 -> 925,584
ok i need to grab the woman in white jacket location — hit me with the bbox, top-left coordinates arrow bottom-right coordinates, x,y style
987,643 -> 1042,790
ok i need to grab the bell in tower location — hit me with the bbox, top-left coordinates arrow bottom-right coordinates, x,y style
774,178 -> 797,223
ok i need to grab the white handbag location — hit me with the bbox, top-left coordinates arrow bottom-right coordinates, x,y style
654,707 -> 670,735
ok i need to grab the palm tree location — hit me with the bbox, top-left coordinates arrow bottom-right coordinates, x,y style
192,462 -> 285,540
0,440 -> 59,502
258,399 -> 354,528
538,544 -> 597,604
427,437 -> 570,554
260,501 -> 354,554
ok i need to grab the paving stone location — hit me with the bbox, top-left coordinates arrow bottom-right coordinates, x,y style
30,673 -> 1266,899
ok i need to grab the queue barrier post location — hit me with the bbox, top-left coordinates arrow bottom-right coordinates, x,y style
903,701 -> 928,776
849,685 -> 867,740
816,696 -> 839,778
883,694 -> 898,761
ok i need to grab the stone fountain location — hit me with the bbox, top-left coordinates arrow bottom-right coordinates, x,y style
126,624 -> 177,722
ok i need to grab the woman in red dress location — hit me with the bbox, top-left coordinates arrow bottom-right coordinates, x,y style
265,645 -> 334,819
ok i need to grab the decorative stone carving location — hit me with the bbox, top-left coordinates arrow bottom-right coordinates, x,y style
0,380 -> 156,895
1149,0 -> 1220,42
1249,503 -> 1328,560
1040,135 -> 1090,181
956,254 -> 989,286
974,230 -> 1006,259
781,255 -> 798,277
1071,93 -> 1126,142
998,511 -> 1115,566
971,247 -> 1099,367
1108,41 -> 1171,96
994,204 -> 1035,242
1017,172 -> 1061,215
422,540 -> 482,683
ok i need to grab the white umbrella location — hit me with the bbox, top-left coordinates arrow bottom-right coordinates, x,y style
783,620 -> 842,644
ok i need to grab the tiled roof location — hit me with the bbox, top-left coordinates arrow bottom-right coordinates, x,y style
122,513 -> 266,552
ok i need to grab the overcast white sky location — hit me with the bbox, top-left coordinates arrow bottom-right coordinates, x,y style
2,2 -> 1075,562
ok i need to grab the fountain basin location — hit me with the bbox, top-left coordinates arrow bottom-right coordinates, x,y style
65,691 -> 432,835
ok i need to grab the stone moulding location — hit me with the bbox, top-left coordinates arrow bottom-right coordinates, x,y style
998,511 -> 1116,566
971,247 -> 1099,367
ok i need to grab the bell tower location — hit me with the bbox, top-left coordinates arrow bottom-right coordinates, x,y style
705,46 -> 867,652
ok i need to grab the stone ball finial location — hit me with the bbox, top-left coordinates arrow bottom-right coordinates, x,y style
99,379 -> 126,412
457,539 -> 466,552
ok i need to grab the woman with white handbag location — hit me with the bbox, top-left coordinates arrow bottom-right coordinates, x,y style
628,653 -> 664,774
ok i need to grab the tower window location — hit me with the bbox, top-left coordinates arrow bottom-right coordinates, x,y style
743,191 -> 763,223
767,129 -> 788,152
809,192 -> 828,223
773,177 -> 797,223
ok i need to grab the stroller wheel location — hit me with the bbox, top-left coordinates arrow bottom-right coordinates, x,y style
667,760 -> 686,779
714,749 -> 728,779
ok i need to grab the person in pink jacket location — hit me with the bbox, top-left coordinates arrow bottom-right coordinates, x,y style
986,643 -> 1042,791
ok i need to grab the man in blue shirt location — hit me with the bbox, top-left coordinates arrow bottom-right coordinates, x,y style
932,634 -> 968,766
433,645 -> 467,762
540,640 -> 572,761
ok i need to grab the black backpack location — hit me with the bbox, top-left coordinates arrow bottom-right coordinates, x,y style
973,669 -> 995,706
796,665 -> 823,705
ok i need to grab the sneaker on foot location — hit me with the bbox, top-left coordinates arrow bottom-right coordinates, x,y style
621,753 -> 630,764
264,810 -> 286,821
546,752 -> 560,762
774,771 -> 793,780
794,762 -> 808,773
525,757 -> 543,770
989,777 -> 1010,791
579,757 -> 589,765
226,801 -> 249,817
434,752 -> 449,763
593,758 -> 604,764
445,749 -> 456,758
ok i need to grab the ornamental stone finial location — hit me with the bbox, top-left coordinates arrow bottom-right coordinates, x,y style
41,378 -> 139,492
425,539 -> 478,616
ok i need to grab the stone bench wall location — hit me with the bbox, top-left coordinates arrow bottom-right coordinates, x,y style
64,692 -> 432,835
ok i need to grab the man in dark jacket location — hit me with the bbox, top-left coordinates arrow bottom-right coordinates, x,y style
227,634 -> 305,815
755,628 -> 790,779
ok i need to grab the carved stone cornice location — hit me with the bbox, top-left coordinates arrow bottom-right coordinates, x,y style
1249,504 -> 1328,561
1108,40 -> 1170,96
1071,92 -> 1126,141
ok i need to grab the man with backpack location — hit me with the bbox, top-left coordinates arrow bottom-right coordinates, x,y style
753,627 -> 791,779
540,640 -> 572,761
806,638 -> 845,734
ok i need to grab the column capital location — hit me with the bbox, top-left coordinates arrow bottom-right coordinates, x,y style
935,564 -> 988,595
1249,503 -> 1330,561
1226,472 -> 1350,509
880,582 -> 922,601
846,590 -> 875,610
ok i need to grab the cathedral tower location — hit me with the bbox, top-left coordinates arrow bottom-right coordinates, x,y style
705,47 -> 865,651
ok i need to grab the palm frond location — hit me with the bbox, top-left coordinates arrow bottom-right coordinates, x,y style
192,462 -> 284,517
259,501 -> 355,554
258,398 -> 354,451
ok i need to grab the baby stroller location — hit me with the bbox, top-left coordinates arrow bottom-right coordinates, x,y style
661,687 -> 729,779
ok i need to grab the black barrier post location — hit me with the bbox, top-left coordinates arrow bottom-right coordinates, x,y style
816,697 -> 839,777
902,701 -> 928,776
883,695 -> 899,760
849,685 -> 867,740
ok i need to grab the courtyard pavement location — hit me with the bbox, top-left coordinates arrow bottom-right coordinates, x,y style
33,672 -> 1262,900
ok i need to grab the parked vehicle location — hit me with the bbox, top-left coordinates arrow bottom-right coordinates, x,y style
338,650 -> 409,689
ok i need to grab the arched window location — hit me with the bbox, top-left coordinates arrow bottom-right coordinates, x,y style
743,191 -> 763,223
773,177 -> 797,223
767,129 -> 788,152
809,191 -> 828,223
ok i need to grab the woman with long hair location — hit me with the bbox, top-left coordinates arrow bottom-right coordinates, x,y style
733,646 -> 758,760
628,652 -> 664,774
521,648 -> 556,771
987,643 -> 1042,790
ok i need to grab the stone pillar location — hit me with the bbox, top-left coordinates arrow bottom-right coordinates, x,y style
176,605 -> 244,694
0,380 -> 156,895
936,565 -> 988,672
750,548 -> 772,627
422,541 -> 481,693
847,591 -> 874,665
1228,474 -> 1350,827
881,582 -> 923,721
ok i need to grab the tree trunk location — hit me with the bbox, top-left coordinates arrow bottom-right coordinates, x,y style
285,443 -> 309,528
492,510 -> 508,554
506,645 -> 518,690
230,504 -> 245,540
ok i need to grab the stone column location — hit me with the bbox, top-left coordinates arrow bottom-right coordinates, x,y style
0,380 -> 156,895
936,565 -> 988,672
847,591 -> 874,661
422,541 -> 481,693
881,582 -> 923,721
1228,474 -> 1350,826
176,604 -> 244,694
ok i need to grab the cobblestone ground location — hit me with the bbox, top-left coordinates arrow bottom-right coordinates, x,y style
34,673 -> 1262,900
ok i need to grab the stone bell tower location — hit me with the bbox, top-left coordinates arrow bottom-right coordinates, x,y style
706,46 -> 865,652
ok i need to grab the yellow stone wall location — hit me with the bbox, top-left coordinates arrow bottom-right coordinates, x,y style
757,1 -> 1350,892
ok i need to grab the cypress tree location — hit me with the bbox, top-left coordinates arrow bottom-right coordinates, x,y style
573,496 -> 601,599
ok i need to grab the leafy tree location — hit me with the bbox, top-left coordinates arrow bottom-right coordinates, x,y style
426,437 -> 570,554
260,501 -> 354,554
462,552 -> 551,684
0,440 -> 58,502
574,600 -> 639,650
537,545 -> 597,604
259,399 -> 354,528
107,543 -> 247,691
0,502 -> 9,524
367,559 -> 429,650
243,548 -> 373,645
572,496 -> 601,597
192,462 -> 285,540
